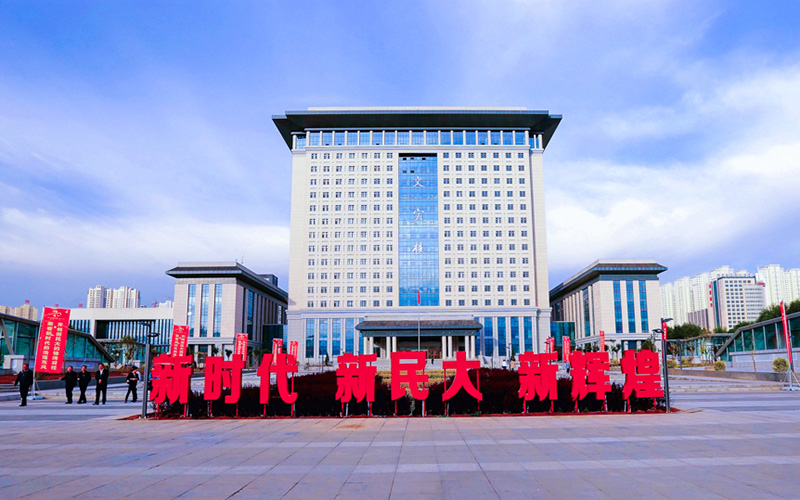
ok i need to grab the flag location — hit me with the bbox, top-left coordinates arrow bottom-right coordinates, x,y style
417,289 -> 421,305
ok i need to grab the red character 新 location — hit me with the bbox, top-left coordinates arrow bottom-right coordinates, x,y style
149,354 -> 193,405
390,351 -> 428,400
570,351 -> 611,401
442,351 -> 482,401
204,356 -> 245,404
518,352 -> 558,401
621,349 -> 664,399
336,353 -> 377,403
257,352 -> 298,404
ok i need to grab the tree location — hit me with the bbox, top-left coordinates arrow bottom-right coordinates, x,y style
119,335 -> 138,365
757,299 -> 800,323
668,323 -> 703,340
225,349 -> 233,360
729,321 -> 754,333
211,345 -> 220,356
641,339 -> 657,352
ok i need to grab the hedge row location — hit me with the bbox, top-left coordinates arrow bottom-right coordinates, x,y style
154,368 -> 663,418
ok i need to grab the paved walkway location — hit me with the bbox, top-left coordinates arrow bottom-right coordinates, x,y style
2,391 -> 800,499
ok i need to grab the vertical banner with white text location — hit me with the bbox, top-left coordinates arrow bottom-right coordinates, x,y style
170,325 -> 189,357
35,307 -> 71,373
235,333 -> 249,362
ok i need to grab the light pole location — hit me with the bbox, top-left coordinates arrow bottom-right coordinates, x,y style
653,317 -> 673,413
139,321 -> 159,419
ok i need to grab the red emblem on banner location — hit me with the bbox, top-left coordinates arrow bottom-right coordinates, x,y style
390,351 -> 428,400
170,325 -> 189,357
204,356 -> 245,403
599,331 -> 605,352
235,333 -> 248,362
570,351 -> 612,400
518,352 -> 558,401
257,353 -> 298,404
272,338 -> 283,355
442,351 -> 482,401
35,307 -> 71,373
336,353 -> 377,403
621,349 -> 664,399
149,354 -> 193,404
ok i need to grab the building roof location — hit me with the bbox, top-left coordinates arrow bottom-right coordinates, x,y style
550,259 -> 668,301
356,319 -> 483,337
165,262 -> 288,301
272,107 -> 562,150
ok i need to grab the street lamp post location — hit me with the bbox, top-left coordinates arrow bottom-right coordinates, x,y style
139,321 -> 159,419
653,317 -> 673,413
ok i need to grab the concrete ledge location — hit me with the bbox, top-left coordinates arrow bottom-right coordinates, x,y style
668,369 -> 790,383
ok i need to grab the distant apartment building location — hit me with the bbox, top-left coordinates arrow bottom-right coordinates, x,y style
711,275 -> 766,331
661,266 -> 750,326
757,264 -> 800,307
0,301 -> 39,321
550,260 -> 667,350
86,285 -> 141,309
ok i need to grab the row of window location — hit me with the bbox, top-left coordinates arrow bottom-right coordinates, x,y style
300,130 -> 534,149
307,230 -> 529,239
305,298 -> 533,308
307,270 -> 531,280
308,283 -> 531,294
309,203 -> 528,213
308,217 -> 528,226
308,151 -> 528,160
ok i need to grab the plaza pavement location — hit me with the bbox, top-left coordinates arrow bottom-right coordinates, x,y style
1,388 -> 800,499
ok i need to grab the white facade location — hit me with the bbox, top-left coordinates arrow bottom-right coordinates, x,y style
712,275 -> 766,330
757,264 -> 800,306
662,265 -> 752,327
87,285 -> 107,308
550,260 -> 666,350
87,285 -> 140,309
274,107 -> 560,364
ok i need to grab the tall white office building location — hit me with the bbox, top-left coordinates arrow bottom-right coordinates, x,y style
274,107 -> 561,364
757,264 -> 800,306
87,285 -> 107,308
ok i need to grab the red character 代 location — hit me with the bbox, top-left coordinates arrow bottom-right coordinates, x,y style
204,356 -> 245,404
442,351 -> 482,401
257,352 -> 298,404
570,351 -> 611,401
336,353 -> 377,403
517,352 -> 558,401
149,354 -> 193,405
621,349 -> 664,399
390,351 -> 428,400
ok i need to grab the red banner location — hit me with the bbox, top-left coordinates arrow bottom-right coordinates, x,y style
235,333 -> 248,361
599,331 -> 605,352
781,301 -> 793,366
35,307 -> 71,373
661,320 -> 668,342
289,340 -> 299,363
563,337 -> 571,363
170,325 -> 189,357
272,338 -> 283,355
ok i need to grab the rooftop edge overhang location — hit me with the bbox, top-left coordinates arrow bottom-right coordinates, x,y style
356,319 -> 482,337
550,261 -> 668,302
165,264 -> 288,301
272,108 -> 561,150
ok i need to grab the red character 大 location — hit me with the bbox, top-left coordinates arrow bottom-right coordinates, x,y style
442,351 -> 482,401
390,351 -> 429,400
149,354 -> 193,405
257,352 -> 298,404
204,356 -> 245,404
621,349 -> 664,399
570,351 -> 611,401
517,352 -> 558,401
336,353 -> 377,403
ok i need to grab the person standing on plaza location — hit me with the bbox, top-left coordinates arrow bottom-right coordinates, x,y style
14,363 -> 34,407
61,365 -> 78,404
94,363 -> 109,405
77,365 -> 91,404
125,367 -> 140,403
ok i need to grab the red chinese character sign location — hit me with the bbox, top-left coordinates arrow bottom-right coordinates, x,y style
170,325 -> 189,357
257,353 -> 298,405
336,353 -> 377,403
621,349 -> 664,405
518,352 -> 558,409
149,354 -> 193,405
442,351 -> 482,402
235,334 -> 248,361
570,351 -> 612,409
391,351 -> 428,401
204,356 -> 245,404
35,307 -> 71,373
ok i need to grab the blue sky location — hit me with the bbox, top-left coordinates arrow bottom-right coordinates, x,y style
2,1 -> 800,308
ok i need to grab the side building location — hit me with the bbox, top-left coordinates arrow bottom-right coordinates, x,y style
273,107 -> 561,365
549,260 -> 667,351
167,262 -> 288,365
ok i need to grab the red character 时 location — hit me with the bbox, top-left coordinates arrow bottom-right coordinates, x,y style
621,349 -> 664,400
390,351 -> 428,400
204,356 -> 245,404
442,351 -> 482,401
517,352 -> 558,402
336,353 -> 377,403
570,351 -> 611,401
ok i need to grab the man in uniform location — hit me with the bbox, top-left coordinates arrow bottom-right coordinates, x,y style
125,367 -> 140,403
93,363 -> 109,405
77,365 -> 91,404
14,363 -> 34,407
61,365 -> 78,404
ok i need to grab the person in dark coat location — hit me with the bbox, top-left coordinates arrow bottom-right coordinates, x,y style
14,363 -> 34,407
93,363 -> 109,405
61,365 -> 78,404
77,365 -> 91,404
125,367 -> 140,403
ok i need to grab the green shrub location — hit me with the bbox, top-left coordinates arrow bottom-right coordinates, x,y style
714,360 -> 726,371
666,359 -> 678,369
772,357 -> 789,373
